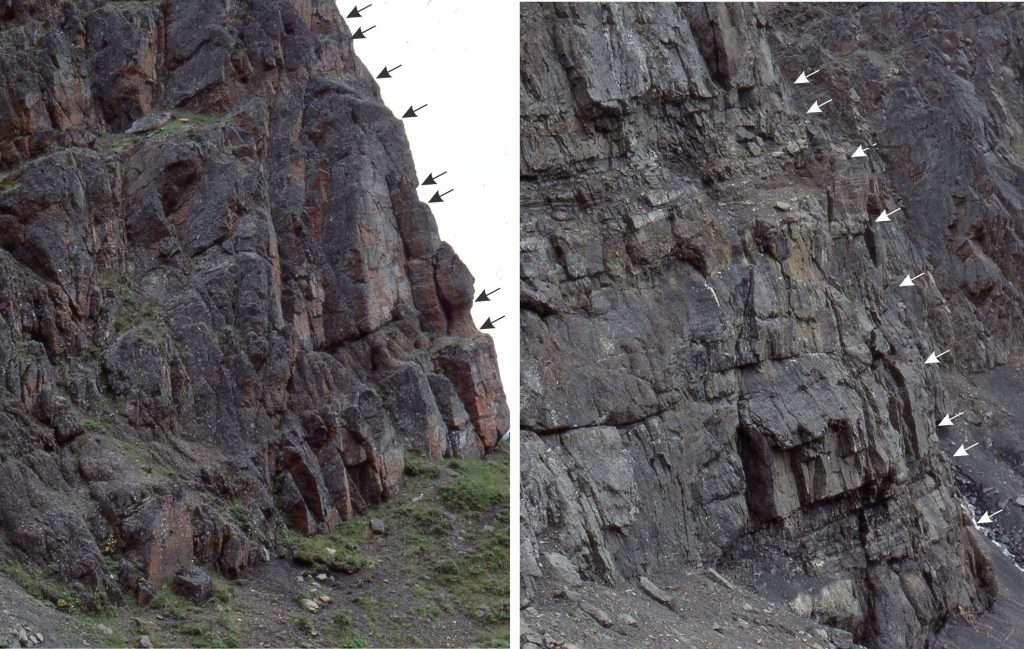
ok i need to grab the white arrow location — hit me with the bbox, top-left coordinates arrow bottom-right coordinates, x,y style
939,411 -> 965,427
925,350 -> 951,364
977,509 -> 1003,525
795,69 -> 821,84
899,272 -> 927,287
875,207 -> 902,222
954,442 -> 979,457
806,99 -> 832,114
851,145 -> 869,158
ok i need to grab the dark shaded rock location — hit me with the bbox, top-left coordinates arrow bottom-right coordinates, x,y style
135,579 -> 154,606
125,112 -> 170,135
172,566 -> 212,604
578,601 -> 612,627
381,364 -> 448,458
639,577 -> 675,610
0,0 -> 506,608
519,3 -> 1019,649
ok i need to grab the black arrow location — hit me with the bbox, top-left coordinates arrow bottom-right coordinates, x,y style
428,189 -> 453,203
422,171 -> 447,185
347,4 -> 371,18
352,25 -> 375,39
377,65 -> 402,79
480,316 -> 505,330
402,104 -> 427,118
475,288 -> 500,302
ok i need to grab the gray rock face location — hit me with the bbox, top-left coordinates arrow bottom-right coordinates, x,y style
0,0 -> 507,607
172,566 -> 212,604
521,3 -> 1024,649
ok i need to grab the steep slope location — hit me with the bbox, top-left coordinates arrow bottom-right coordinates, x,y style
520,3 -> 1024,649
0,0 -> 507,614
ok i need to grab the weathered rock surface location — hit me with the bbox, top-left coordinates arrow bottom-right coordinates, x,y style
171,566 -> 211,604
520,3 -> 1024,649
0,0 -> 506,608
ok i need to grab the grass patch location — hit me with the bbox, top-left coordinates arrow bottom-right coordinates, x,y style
414,603 -> 441,621
273,451 -> 509,647
353,593 -> 378,609
434,456 -> 510,645
150,580 -> 240,647
403,454 -> 441,478
2,562 -> 45,600
292,615 -> 315,636
83,418 -> 109,435
390,503 -> 452,538
211,575 -> 234,604
230,501 -> 255,533
177,613 -> 241,647
151,585 -> 199,619
331,612 -> 369,648
76,612 -> 130,647
438,458 -> 509,513
281,520 -> 374,574
152,111 -> 221,137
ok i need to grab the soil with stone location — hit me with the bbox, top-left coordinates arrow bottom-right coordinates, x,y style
2,447 -> 509,649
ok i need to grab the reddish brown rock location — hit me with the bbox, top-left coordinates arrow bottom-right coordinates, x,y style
0,0 -> 507,607
121,497 -> 194,585
433,337 -> 510,449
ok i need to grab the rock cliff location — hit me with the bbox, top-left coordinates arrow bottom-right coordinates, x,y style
520,3 -> 1024,648
0,0 -> 507,609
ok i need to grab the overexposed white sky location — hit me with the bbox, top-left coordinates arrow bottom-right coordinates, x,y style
341,2 -> 518,441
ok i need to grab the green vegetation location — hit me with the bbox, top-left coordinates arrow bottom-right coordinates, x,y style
178,614 -> 241,648
2,562 -> 45,600
315,449 -> 511,647
95,110 -> 221,155
77,611 -> 130,647
212,574 -> 234,605
331,611 -> 370,648
2,562 -> 129,643
391,503 -> 452,538
82,418 -> 109,435
101,271 -> 133,331
280,522 -> 374,574
403,454 -> 441,478
3,448 -> 510,648
151,585 -> 198,619
438,458 -> 508,513
151,111 -> 220,136
3,562 -> 96,614
150,582 -> 241,647
292,615 -> 315,636
230,501 -> 255,533
100,536 -> 119,573
112,281 -> 162,333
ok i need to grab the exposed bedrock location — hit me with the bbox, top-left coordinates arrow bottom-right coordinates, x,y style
0,0 -> 507,607
520,3 -> 1023,648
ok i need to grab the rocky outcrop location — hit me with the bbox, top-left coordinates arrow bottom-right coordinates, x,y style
520,4 -> 1024,648
0,0 -> 506,608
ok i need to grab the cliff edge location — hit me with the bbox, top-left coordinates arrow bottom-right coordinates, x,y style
0,0 -> 508,615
